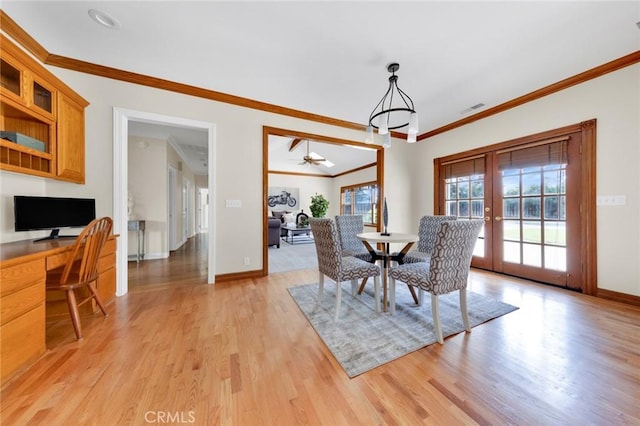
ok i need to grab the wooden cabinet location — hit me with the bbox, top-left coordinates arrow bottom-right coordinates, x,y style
0,34 -> 88,183
0,258 -> 46,383
56,92 -> 85,182
0,236 -> 117,384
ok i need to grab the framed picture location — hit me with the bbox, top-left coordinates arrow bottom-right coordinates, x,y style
267,186 -> 299,211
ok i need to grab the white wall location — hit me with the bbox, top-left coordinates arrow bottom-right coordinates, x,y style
1,55 -> 637,297
268,174 -> 333,218
128,136 -> 168,258
408,64 -> 640,297
268,164 -> 378,222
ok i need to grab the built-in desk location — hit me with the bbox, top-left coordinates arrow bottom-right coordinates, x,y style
0,235 -> 118,384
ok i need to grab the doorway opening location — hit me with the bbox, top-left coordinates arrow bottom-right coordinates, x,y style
113,108 -> 217,295
262,126 -> 384,275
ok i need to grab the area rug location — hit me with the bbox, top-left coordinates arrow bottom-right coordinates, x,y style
269,241 -> 317,273
288,282 -> 518,377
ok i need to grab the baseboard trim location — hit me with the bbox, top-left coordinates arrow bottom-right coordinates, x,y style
215,269 -> 264,283
598,288 -> 640,307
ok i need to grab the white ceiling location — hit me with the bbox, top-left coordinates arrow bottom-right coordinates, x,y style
3,1 -> 638,176
268,135 -> 377,177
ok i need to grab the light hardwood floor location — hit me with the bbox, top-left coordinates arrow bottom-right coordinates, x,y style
2,234 -> 639,425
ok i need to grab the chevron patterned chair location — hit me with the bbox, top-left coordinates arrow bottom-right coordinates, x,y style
310,217 -> 381,321
399,215 -> 457,264
388,220 -> 484,343
335,215 -> 378,261
335,214 -> 384,295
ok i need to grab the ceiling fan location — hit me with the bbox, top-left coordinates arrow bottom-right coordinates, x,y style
299,140 -> 327,166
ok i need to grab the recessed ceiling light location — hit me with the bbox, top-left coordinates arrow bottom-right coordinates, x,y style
88,9 -> 120,29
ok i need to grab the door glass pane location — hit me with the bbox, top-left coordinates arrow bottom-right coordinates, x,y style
473,239 -> 484,257
503,175 -> 520,196
504,241 -> 520,263
471,180 -> 484,198
545,246 -> 567,271
522,172 -> 541,195
523,220 -> 541,243
522,243 -> 542,267
458,200 -> 469,217
503,220 -> 520,241
544,196 -> 560,219
446,201 -> 456,216
471,200 -> 484,218
447,183 -> 457,200
445,173 -> 485,257
544,222 -> 565,245
473,224 -> 486,257
503,198 -> 520,219
523,197 -> 541,219
544,170 -> 561,194
457,178 -> 469,198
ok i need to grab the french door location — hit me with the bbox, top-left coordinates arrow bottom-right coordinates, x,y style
434,121 -> 597,293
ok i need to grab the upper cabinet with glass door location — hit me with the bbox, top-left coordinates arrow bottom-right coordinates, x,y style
0,35 -> 88,183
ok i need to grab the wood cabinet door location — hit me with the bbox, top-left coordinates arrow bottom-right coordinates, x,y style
56,92 -> 85,183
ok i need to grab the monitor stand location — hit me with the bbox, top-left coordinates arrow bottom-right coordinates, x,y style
33,229 -> 76,243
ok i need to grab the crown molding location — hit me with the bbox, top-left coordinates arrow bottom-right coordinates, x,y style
419,50 -> 640,140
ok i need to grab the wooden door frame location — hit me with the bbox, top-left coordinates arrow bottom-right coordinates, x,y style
434,119 -> 597,295
262,126 -> 385,276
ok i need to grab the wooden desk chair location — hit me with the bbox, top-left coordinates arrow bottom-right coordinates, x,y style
46,217 -> 113,340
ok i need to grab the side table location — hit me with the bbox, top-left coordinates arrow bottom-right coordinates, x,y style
128,219 -> 146,262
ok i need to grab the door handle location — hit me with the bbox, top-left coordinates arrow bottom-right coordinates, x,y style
484,216 -> 491,222
495,216 -> 503,221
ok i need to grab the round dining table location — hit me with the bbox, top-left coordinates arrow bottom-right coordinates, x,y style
356,232 -> 419,312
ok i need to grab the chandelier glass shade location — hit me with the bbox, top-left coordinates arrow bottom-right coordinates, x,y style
365,63 -> 418,145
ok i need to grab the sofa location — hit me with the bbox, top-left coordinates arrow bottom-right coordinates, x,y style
271,210 -> 293,237
268,217 -> 281,248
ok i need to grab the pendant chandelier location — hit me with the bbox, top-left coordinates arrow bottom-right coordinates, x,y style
365,62 -> 418,147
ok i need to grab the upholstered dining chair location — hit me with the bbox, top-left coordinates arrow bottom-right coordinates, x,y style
310,217 -> 381,321
335,215 -> 378,260
46,217 -> 113,340
388,220 -> 484,344
399,215 -> 457,264
335,214 -> 384,294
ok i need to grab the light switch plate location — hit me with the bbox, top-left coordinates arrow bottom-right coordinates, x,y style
226,199 -> 241,208
596,195 -> 626,206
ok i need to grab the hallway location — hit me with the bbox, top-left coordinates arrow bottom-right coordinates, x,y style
128,233 -> 209,290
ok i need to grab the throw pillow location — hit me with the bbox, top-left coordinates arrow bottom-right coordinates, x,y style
283,213 -> 295,225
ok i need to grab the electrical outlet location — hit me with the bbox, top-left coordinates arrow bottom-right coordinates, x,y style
243,257 -> 250,266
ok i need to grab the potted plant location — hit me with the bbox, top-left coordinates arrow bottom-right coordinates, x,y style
310,193 -> 329,218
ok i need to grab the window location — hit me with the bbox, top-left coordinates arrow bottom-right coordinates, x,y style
340,182 -> 378,225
